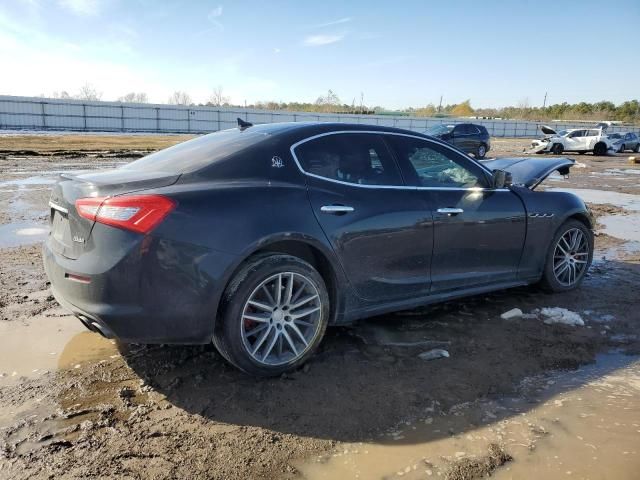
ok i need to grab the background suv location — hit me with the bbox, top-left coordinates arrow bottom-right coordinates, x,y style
426,123 -> 491,158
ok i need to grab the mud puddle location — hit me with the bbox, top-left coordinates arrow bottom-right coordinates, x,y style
0,314 -> 117,387
0,222 -> 48,248
549,188 -> 640,211
296,353 -> 640,480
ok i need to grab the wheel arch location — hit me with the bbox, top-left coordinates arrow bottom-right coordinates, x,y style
213,234 -> 348,341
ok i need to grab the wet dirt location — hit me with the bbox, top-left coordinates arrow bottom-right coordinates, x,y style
1,138 -> 639,479
297,353 -> 640,480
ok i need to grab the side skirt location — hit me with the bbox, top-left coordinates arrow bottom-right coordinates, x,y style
343,279 -> 538,324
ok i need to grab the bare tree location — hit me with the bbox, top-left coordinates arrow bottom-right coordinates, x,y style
52,91 -> 72,99
315,89 -> 341,112
118,92 -> 149,103
168,91 -> 192,106
207,86 -> 230,106
76,83 -> 102,101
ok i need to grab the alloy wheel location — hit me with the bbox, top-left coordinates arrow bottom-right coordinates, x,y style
553,228 -> 589,286
240,272 -> 322,366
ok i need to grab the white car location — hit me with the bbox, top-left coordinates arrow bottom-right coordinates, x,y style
530,125 -> 616,155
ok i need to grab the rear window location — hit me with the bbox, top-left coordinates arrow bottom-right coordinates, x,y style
122,128 -> 269,174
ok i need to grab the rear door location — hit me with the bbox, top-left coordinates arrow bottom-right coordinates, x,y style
385,135 -> 526,292
292,132 -> 433,302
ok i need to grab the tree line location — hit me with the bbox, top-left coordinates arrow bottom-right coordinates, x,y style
41,84 -> 640,124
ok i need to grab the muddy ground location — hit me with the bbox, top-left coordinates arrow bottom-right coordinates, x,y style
1,135 -> 639,479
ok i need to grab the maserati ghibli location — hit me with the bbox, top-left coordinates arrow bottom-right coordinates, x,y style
43,122 -> 593,376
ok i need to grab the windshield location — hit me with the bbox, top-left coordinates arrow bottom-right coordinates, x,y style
427,124 -> 454,135
556,130 -> 570,137
122,128 -> 269,174
608,133 -> 622,139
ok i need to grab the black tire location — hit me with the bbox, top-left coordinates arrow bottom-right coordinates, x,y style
540,219 -> 593,292
619,144 -> 626,153
551,143 -> 564,155
214,254 -> 329,377
634,143 -> 640,153
476,143 -> 487,159
593,142 -> 607,156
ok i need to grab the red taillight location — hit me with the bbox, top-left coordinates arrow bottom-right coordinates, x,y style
75,195 -> 176,234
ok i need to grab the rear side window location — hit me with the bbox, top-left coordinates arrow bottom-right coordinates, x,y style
294,133 -> 404,186
122,129 -> 269,174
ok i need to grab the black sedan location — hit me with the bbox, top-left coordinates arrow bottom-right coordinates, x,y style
427,123 -> 491,158
43,122 -> 593,376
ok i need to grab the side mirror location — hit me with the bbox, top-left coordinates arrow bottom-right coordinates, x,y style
492,169 -> 512,188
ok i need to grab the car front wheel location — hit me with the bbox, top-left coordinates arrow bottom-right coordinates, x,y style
551,143 -> 564,155
635,143 -> 640,153
540,220 -> 593,292
215,254 -> 329,376
476,144 -> 487,159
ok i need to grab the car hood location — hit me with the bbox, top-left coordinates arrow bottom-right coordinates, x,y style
482,157 -> 575,189
540,125 -> 558,135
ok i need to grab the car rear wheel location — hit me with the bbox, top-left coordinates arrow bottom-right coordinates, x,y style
634,143 -> 640,153
540,220 -> 592,292
551,143 -> 564,155
476,144 -> 487,159
215,254 -> 329,376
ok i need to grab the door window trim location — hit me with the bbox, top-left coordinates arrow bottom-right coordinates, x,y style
290,130 -> 506,192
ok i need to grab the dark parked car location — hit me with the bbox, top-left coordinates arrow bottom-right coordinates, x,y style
426,123 -> 491,158
44,122 -> 593,376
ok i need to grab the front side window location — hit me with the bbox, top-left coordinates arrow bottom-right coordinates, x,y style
568,130 -> 584,138
294,133 -> 403,186
387,136 -> 485,188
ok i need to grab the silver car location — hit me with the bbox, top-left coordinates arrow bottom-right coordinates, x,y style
608,132 -> 640,153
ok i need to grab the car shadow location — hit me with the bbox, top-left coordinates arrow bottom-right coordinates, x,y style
119,259 -> 640,444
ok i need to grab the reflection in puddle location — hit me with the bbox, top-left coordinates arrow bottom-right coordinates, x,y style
0,315 -> 117,386
0,222 -> 49,248
600,214 -> 640,242
296,354 -> 640,480
549,188 -> 640,211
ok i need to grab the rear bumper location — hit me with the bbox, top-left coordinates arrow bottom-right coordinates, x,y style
42,232 -> 240,344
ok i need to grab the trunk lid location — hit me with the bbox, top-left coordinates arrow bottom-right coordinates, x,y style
482,157 -> 575,190
48,169 -> 180,259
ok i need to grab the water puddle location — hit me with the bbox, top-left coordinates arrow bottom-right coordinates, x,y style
0,222 -> 49,248
549,188 -> 640,211
600,214 -> 640,242
0,314 -> 118,386
296,353 -> 640,480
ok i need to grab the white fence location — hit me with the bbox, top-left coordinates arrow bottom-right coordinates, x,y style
1,95 -> 638,138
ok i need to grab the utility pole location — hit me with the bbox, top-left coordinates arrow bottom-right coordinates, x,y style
438,95 -> 443,113
542,92 -> 548,108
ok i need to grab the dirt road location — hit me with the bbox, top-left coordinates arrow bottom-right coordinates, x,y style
1,135 -> 639,479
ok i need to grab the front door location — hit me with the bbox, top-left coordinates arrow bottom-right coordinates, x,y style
385,134 -> 527,292
564,130 -> 587,151
292,132 -> 433,302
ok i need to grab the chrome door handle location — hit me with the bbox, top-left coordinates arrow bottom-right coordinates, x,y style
321,205 -> 355,214
437,207 -> 464,215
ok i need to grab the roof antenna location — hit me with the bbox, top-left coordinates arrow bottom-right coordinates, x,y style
237,117 -> 253,130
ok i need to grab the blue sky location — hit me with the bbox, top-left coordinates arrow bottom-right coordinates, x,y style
0,0 -> 638,109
